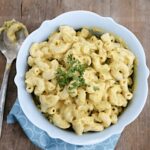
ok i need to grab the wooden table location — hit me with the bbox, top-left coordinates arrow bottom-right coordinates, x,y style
0,0 -> 149,149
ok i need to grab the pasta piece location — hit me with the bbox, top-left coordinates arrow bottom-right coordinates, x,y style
30,43 -> 44,58
7,22 -> 28,42
35,58 -> 50,71
111,114 -> 118,124
42,69 -> 56,80
61,104 -> 76,123
110,62 -> 129,80
28,56 -> 35,66
52,114 -> 70,129
101,33 -> 113,43
76,88 -> 86,105
80,56 -> 91,66
91,52 -> 101,71
108,85 -> 127,107
83,68 -> 98,84
48,107 -> 57,115
78,28 -> 89,38
83,123 -> 104,132
89,81 -> 105,103
45,81 -> 56,93
81,45 -> 90,55
25,77 -> 45,96
120,79 -> 133,100
99,64 -> 113,80
39,94 -> 59,112
49,40 -> 71,54
72,119 -> 84,135
58,87 -> 69,100
94,100 -> 111,112
98,112 -> 111,127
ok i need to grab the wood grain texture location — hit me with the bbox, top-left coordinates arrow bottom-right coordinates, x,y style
0,0 -> 149,149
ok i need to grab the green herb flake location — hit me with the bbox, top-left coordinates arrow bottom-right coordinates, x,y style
93,86 -> 100,91
56,54 -> 87,90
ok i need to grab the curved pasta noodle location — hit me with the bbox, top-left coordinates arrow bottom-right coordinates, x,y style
59,26 -> 76,43
108,85 -> 127,107
76,88 -> 86,105
7,22 -> 28,42
110,62 -> 129,80
94,100 -> 111,112
99,64 -> 112,80
39,94 -> 59,112
120,79 -> 133,100
30,43 -> 45,58
58,87 -> 69,100
52,114 -> 70,129
89,81 -> 105,103
61,104 -> 76,123
72,119 -> 84,135
45,81 -> 56,93
91,52 -> 101,71
98,112 -> 111,127
49,40 -> 71,54
25,77 -> 45,95
83,68 -> 98,84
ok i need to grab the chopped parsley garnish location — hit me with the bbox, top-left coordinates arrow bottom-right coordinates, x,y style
68,76 -> 85,90
56,54 -> 87,90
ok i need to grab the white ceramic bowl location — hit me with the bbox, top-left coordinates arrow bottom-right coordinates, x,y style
15,11 -> 149,145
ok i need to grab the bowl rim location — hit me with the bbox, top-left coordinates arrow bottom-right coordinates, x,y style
15,10 -> 149,145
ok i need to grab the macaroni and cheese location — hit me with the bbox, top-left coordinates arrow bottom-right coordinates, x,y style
0,19 -> 28,43
25,26 -> 135,135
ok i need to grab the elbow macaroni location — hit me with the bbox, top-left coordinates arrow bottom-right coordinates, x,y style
25,26 -> 135,135
0,19 -> 28,43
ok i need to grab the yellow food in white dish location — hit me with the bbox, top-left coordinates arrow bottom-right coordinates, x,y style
25,26 -> 135,135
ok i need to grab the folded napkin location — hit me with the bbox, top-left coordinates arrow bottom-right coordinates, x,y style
7,99 -> 120,150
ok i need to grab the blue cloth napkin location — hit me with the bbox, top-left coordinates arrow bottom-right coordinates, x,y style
7,99 -> 120,150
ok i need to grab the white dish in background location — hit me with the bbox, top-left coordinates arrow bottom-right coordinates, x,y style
15,11 -> 149,145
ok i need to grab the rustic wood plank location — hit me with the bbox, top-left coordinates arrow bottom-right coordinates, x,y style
45,0 -> 111,18
0,0 -> 149,149
115,0 -> 150,150
21,0 -> 47,32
